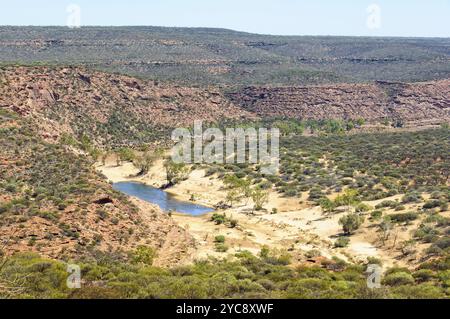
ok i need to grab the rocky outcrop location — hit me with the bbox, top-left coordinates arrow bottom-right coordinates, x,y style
227,80 -> 450,125
0,66 -> 253,144
1,66 -> 448,142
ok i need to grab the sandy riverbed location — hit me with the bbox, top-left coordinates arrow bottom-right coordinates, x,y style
97,158 -> 413,268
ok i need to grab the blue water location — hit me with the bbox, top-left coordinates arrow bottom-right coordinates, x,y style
113,182 -> 214,216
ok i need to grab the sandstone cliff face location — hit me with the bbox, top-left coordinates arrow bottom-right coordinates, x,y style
227,80 -> 450,125
1,66 -> 448,143
0,66 -> 253,145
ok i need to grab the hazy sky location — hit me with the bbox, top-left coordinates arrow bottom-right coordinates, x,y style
1,0 -> 449,37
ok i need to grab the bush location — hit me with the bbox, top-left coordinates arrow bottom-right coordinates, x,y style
274,253 -> 292,266
389,212 -> 418,223
334,237 -> 350,248
251,188 -> 269,211
383,272 -> 415,286
339,214 -> 365,235
259,246 -> 270,259
305,249 -> 321,259
319,198 -> 336,213
229,219 -> 238,228
367,257 -> 383,266
285,189 -> 298,197
215,243 -> 229,253
0,204 -> 9,214
370,210 -> 383,220
205,166 -> 219,177
355,203 -> 372,213
390,284 -> 446,299
214,235 -> 226,243
433,238 -> 450,250
131,246 -> 156,265
423,200 -> 441,210
402,192 -> 422,204
413,269 -> 436,283
375,200 -> 399,209
211,213 -> 226,225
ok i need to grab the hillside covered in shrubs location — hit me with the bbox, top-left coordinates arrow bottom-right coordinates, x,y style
0,108 -> 194,266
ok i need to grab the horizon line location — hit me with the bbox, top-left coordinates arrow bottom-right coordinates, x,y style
0,25 -> 449,39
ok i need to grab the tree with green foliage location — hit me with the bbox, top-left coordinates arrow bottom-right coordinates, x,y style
164,159 -> 190,187
339,213 -> 365,235
319,198 -> 336,214
132,246 -> 156,266
117,147 -> 135,164
334,189 -> 360,212
224,175 -> 252,205
134,149 -> 162,176
252,188 -> 269,211
226,188 -> 242,207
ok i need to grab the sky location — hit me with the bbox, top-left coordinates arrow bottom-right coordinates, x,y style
0,0 -> 449,37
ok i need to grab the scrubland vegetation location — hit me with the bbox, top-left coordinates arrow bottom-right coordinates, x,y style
207,125 -> 449,203
1,249 -> 449,299
0,109 -> 130,222
202,125 -> 449,268
1,27 -> 449,86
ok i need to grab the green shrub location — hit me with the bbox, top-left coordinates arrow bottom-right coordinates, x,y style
423,200 -> 441,210
402,192 -> 422,204
229,219 -> 238,228
413,269 -> 436,283
370,210 -> 383,220
339,214 -> 365,235
131,246 -> 156,265
215,243 -> 229,253
334,237 -> 350,248
389,212 -> 418,223
211,213 -> 226,225
383,272 -> 415,286
375,200 -> 399,209
367,257 -> 383,266
355,203 -> 372,213
433,238 -> 450,250
214,235 -> 226,243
